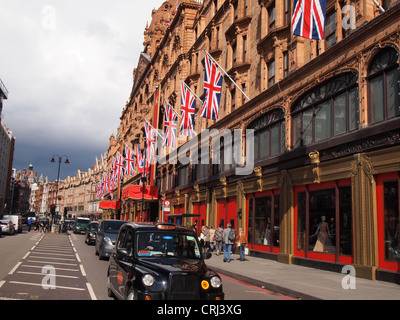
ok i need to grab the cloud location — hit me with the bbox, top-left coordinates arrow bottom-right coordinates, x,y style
0,0 -> 164,180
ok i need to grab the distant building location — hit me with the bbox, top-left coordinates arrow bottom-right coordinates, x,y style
59,153 -> 107,220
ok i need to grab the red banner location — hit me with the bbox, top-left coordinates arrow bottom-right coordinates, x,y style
122,185 -> 159,201
99,200 -> 121,210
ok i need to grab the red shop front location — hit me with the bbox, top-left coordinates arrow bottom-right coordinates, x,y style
247,190 -> 280,254
293,180 -> 353,265
216,196 -> 237,230
192,201 -> 207,235
122,185 -> 159,222
376,173 -> 400,272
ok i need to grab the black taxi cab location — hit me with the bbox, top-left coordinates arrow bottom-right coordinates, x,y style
107,222 -> 224,300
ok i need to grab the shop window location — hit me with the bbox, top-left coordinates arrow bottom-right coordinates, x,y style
368,47 -> 400,124
295,183 -> 353,259
383,180 -> 400,262
292,72 -> 359,148
249,108 -> 286,162
248,193 -> 280,250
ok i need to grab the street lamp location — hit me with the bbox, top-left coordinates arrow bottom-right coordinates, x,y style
50,154 -> 70,225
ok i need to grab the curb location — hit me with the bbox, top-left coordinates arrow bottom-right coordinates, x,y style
210,266 -> 321,301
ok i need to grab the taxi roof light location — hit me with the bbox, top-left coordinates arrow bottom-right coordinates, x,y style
156,223 -> 176,230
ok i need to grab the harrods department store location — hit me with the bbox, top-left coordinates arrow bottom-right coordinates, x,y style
102,0 -> 400,282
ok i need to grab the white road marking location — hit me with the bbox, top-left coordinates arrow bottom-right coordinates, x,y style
9,281 -> 86,291
20,265 -> 80,272
26,260 -> 78,266
16,271 -> 79,279
22,252 -> 31,260
9,262 -> 22,275
86,283 -> 97,300
30,252 -> 75,257
80,264 -> 87,277
26,256 -> 75,261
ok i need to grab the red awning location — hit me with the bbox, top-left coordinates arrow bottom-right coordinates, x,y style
99,200 -> 121,210
122,185 -> 159,201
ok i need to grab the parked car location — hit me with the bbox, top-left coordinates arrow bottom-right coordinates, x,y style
85,221 -> 99,245
2,215 -> 22,233
0,220 -> 16,235
73,217 -> 91,234
107,222 -> 224,300
95,220 -> 127,260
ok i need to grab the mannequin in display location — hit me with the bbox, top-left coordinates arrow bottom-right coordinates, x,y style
312,216 -> 335,253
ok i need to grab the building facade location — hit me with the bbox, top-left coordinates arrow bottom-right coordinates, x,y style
108,0 -> 400,282
59,154 -> 107,220
0,78 -> 14,216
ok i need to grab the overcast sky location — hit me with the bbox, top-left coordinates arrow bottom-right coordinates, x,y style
0,0 -> 164,181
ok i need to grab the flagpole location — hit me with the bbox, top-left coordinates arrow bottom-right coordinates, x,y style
165,100 -> 181,119
181,81 -> 203,104
372,0 -> 385,12
145,118 -> 164,140
204,49 -> 250,101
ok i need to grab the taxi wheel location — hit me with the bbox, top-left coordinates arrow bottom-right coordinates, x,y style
106,275 -> 115,298
126,287 -> 137,300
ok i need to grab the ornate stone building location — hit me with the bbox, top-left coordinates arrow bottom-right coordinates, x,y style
108,0 -> 400,282
59,153 -> 107,220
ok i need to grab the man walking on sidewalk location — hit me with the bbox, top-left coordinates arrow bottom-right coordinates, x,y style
222,223 -> 235,263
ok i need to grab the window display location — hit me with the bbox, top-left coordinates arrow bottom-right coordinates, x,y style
295,183 -> 353,260
383,181 -> 400,262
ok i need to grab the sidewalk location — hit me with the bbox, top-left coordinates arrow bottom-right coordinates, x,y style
205,252 -> 400,300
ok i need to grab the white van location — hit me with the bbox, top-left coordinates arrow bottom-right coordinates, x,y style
2,215 -> 23,233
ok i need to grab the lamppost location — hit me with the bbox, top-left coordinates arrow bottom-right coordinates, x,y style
50,154 -> 70,225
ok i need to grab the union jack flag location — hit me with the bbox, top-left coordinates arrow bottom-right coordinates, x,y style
291,0 -> 327,40
180,81 -> 196,137
124,144 -> 135,176
135,144 -> 149,174
101,173 -> 109,196
114,151 -> 125,181
163,101 -> 178,149
144,120 -> 157,161
201,54 -> 223,121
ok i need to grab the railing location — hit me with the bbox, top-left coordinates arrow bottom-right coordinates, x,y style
0,78 -> 8,99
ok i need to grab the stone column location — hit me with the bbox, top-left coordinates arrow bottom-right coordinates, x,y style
350,153 -> 379,279
277,170 -> 295,264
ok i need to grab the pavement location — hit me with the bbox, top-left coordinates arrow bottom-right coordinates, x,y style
205,251 -> 400,300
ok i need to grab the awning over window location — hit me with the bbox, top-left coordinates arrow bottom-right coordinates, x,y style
122,185 -> 159,201
99,200 -> 121,210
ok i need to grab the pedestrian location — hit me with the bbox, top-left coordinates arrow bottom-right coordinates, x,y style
214,224 -> 223,256
236,228 -> 247,261
222,223 -> 235,263
202,226 -> 210,252
27,218 -> 32,232
209,226 -> 215,252
40,220 -> 45,233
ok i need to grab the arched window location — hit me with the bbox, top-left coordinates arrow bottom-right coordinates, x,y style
248,108 -> 286,161
292,73 -> 359,148
368,47 -> 400,124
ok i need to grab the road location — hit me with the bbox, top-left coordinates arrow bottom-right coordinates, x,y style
0,229 -> 295,300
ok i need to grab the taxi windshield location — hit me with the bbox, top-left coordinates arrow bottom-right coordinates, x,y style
136,232 -> 202,259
